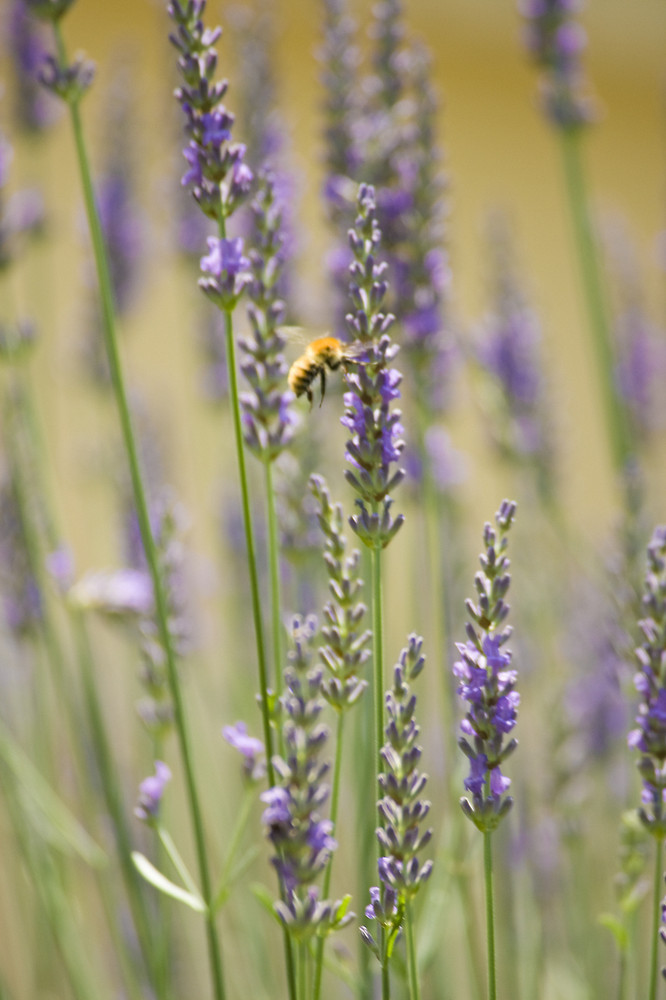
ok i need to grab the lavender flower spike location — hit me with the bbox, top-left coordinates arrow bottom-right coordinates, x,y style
362,635 -> 432,962
628,526 -> 666,838
310,473 -> 371,712
454,500 -> 519,832
260,616 -> 353,942
342,184 -> 405,550
239,170 -> 295,462
168,0 -> 253,226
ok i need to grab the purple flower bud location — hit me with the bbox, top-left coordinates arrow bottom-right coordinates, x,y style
135,761 -> 171,822
223,721 -> 265,783
68,568 -> 154,618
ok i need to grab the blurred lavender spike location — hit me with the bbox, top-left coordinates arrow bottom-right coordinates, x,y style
519,0 -> 597,129
475,215 -> 554,486
628,526 -> 666,838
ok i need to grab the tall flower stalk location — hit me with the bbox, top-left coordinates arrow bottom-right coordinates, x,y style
342,183 -> 405,793
520,0 -> 633,474
309,473 -> 371,1000
454,500 -> 519,1000
240,169 -> 295,701
341,182 -> 405,1000
627,526 -> 666,1000
261,616 -> 354,999
167,0 -> 282,793
32,2 -> 227,997
361,635 -> 433,1000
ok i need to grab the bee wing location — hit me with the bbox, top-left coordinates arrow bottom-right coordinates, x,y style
278,326 -> 328,348
343,340 -> 373,362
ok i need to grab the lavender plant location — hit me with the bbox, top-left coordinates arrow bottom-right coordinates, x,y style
7,0 -> 58,133
29,1 -> 230,994
261,615 -> 353,995
341,181 -> 404,804
519,0 -> 633,476
309,472 -> 371,999
2,2 -> 665,999
628,525 -> 666,1000
168,0 -> 287,796
475,218 -> 554,496
362,634 -> 433,1000
240,168 -> 295,697
454,500 -> 518,1000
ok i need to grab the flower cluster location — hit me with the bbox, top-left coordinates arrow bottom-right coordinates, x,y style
362,635 -> 433,961
454,500 -> 519,832
199,235 -> 252,311
134,495 -> 190,739
476,219 -> 553,478
520,0 -> 596,129
135,761 -> 171,824
260,616 -> 352,941
222,721 -> 265,785
319,0 -> 360,188
397,43 -> 452,408
80,70 -> 144,386
38,53 -> 95,105
628,526 -> 666,837
8,0 -> 57,133
0,132 -> 45,272
319,0 -> 452,404
0,468 -> 43,638
309,474 -> 370,712
615,305 -> 666,442
69,493 -> 189,741
168,0 -> 253,225
342,184 -> 405,550
238,170 -> 294,462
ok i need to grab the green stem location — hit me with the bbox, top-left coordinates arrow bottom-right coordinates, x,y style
648,836 -> 664,1000
558,127 -> 633,473
313,711 -> 346,1000
158,826 -> 201,899
297,941 -> 307,1000
3,347 -> 162,991
405,898 -> 421,1000
264,460 -> 284,718
371,545 -> 384,816
222,310 -> 275,785
2,769 -> 98,1000
217,311 -> 295,1000
381,960 -> 391,1000
56,25 -> 225,1000
217,784 -> 255,898
484,831 -> 497,1000
73,614 -> 161,988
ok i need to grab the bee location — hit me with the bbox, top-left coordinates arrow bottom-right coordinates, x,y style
287,334 -> 368,408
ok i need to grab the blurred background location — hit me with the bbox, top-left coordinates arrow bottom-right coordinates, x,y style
5,0 -> 666,555
1,1 -> 666,997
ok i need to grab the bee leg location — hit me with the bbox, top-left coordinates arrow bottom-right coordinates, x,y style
319,368 -> 326,407
306,387 -> 314,410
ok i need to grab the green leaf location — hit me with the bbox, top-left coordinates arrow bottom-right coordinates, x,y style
250,882 -> 281,924
598,912 -> 628,952
132,852 -> 206,913
212,845 -> 260,913
335,894 -> 352,921
0,721 -> 105,868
